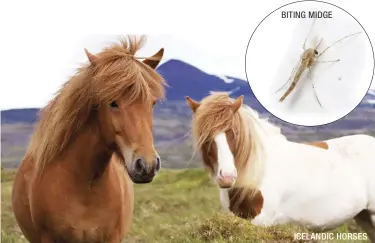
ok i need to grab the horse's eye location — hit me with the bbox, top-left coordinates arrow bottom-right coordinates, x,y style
110,101 -> 118,108
314,50 -> 318,55
152,101 -> 157,106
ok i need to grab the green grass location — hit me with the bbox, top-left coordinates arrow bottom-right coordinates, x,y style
1,169 -> 369,243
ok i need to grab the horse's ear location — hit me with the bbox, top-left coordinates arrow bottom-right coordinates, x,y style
143,48 -> 164,69
232,95 -> 244,113
84,48 -> 99,65
186,96 -> 200,113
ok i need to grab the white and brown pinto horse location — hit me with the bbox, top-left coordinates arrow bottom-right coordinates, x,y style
186,92 -> 375,241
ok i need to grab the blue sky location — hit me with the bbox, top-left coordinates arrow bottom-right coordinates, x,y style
0,0 -> 373,110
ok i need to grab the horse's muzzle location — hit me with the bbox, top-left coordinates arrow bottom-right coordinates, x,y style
217,169 -> 236,188
128,156 -> 161,184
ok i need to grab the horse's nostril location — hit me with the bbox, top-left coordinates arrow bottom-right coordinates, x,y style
134,158 -> 145,174
155,157 -> 161,172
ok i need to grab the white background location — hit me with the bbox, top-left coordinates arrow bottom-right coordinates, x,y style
246,1 -> 374,126
0,0 -> 374,111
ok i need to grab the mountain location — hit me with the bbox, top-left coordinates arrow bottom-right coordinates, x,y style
156,59 -> 267,112
363,89 -> 375,106
1,108 -> 40,124
156,59 -> 253,101
2,59 -> 374,169
0,59 -> 265,124
1,59 -> 374,125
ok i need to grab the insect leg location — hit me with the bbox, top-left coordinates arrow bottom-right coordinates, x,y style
303,18 -> 317,51
303,34 -> 307,51
315,59 -> 340,64
315,38 -> 323,50
308,67 -> 323,108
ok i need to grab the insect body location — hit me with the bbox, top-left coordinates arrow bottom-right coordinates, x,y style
279,47 -> 319,103
276,19 -> 361,107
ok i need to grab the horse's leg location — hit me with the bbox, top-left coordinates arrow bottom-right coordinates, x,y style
354,210 -> 375,242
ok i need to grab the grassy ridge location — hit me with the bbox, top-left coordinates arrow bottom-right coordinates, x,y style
1,169 -> 368,243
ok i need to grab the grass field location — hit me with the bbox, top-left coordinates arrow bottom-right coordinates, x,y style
1,168 -> 369,243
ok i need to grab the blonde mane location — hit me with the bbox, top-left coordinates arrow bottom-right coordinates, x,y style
192,92 -> 286,187
240,104 -> 286,140
28,36 -> 166,174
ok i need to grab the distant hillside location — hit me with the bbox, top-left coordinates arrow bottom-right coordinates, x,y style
1,108 -> 40,124
2,59 -> 373,125
157,60 -> 253,100
1,59 -> 375,169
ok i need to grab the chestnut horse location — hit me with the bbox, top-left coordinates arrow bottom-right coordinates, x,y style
186,92 -> 375,242
12,36 -> 167,243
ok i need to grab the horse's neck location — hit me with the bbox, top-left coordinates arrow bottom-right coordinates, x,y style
62,125 -> 113,183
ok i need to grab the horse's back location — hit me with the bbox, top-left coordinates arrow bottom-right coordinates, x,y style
12,154 -> 40,243
326,133 -> 375,148
257,135 -> 374,228
326,134 -> 375,210
325,134 -> 375,165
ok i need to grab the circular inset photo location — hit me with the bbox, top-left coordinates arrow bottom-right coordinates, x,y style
245,0 -> 374,126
